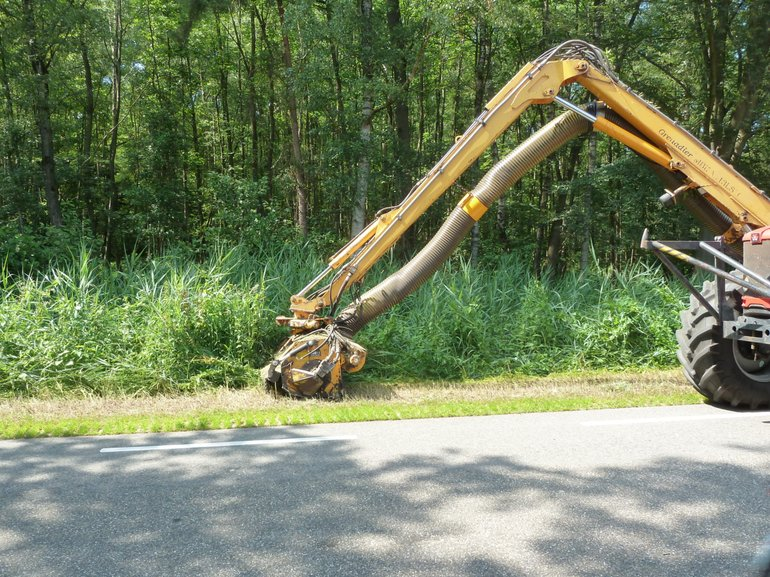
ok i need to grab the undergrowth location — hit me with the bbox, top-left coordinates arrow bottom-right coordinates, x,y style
0,243 -> 688,397
360,254 -> 686,380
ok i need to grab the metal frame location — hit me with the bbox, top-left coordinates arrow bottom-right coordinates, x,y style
640,229 -> 770,345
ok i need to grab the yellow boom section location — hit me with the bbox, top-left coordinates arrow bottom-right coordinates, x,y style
576,67 -> 770,234
288,47 -> 770,320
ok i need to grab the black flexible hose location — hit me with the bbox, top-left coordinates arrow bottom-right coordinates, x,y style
600,108 -> 735,239
335,109 -> 594,337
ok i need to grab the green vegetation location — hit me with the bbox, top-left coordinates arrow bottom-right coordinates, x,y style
0,2 -> 765,427
362,255 -> 685,380
0,245 -> 687,397
1,1 -> 768,276
0,370 -> 701,439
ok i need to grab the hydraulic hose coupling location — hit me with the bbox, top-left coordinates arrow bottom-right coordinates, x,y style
262,327 -> 367,399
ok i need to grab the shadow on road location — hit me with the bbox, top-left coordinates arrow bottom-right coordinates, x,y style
0,422 -> 768,577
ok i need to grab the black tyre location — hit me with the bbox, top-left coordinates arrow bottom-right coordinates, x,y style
676,279 -> 770,408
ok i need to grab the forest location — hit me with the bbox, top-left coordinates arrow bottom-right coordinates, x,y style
0,0 -> 769,394
1,0 -> 768,269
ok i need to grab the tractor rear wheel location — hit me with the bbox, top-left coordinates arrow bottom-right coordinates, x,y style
677,279 -> 770,408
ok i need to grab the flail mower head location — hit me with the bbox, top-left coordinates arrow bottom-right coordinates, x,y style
261,326 -> 366,399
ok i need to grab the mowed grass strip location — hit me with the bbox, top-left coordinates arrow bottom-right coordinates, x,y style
0,370 -> 702,439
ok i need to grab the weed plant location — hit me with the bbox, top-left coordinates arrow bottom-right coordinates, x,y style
360,254 -> 687,380
0,243 -> 688,397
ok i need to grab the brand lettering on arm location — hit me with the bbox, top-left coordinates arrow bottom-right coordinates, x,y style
658,129 -> 736,194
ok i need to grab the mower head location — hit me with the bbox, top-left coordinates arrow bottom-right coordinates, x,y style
262,327 -> 367,399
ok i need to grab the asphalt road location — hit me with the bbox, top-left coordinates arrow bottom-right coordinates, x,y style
1,404 -> 769,577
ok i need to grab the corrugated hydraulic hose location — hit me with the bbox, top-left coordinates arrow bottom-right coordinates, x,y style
335,109 -> 594,337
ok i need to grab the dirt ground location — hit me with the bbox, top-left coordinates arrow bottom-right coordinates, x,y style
0,369 -> 692,423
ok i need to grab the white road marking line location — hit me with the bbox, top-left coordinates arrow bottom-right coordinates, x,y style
582,411 -> 770,427
100,435 -> 357,453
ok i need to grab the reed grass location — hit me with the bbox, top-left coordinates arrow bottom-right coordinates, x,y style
0,243 -> 688,397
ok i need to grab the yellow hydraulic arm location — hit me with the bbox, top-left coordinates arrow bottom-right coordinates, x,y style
264,40 -> 770,399
283,40 -> 770,329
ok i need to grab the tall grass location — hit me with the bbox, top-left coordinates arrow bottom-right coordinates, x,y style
0,245 -> 287,396
360,254 -> 687,380
0,244 -> 688,397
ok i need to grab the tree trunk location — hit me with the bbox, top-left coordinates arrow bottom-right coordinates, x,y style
248,7 -> 259,180
23,0 -> 62,227
0,37 -> 18,172
386,0 -> 414,254
105,0 -> 125,259
581,0 -> 603,271
352,0 -> 374,237
322,0 -> 345,131
276,0 -> 309,237
215,14 -> 235,170
546,139 -> 582,273
470,10 -> 493,267
79,34 -> 96,232
720,0 -> 770,164
433,37 -> 446,151
691,0 -> 730,149
184,51 -> 203,192
533,165 -> 550,276
254,8 -> 277,199
386,0 -> 412,204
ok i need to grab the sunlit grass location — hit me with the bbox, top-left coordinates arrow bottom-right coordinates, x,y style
0,243 -> 689,398
0,369 -> 702,439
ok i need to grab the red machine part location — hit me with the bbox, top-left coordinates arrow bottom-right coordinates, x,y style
742,226 -> 770,313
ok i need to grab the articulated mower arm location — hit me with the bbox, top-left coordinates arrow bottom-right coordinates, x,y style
285,40 -> 769,327
265,39 -> 770,398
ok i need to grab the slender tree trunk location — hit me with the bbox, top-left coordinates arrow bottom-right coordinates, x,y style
352,0 -> 374,237
470,11 -> 493,267
255,8 -> 277,199
386,0 -> 414,254
248,7 -> 259,180
541,0 -> 551,48
23,0 -> 62,227
80,35 -> 96,232
452,56 -> 464,136
184,51 -> 203,192
546,139 -> 582,273
0,37 -> 18,171
276,0 -> 309,237
533,165 -> 550,275
691,0 -> 730,149
720,0 -> 770,164
322,0 -> 344,131
433,37 -> 446,150
0,36 -> 23,229
581,0 -> 603,271
215,14 -> 235,170
105,0 -> 125,259
387,0 -> 412,203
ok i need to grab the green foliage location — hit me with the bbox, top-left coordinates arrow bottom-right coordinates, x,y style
361,255 -> 686,380
0,245 -> 279,396
0,244 -> 687,398
0,0 -> 766,398
2,0 -> 767,266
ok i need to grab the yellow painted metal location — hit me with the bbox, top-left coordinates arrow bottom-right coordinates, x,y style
459,193 -> 490,221
327,219 -> 378,270
576,68 -> 770,230
292,55 -> 770,315
593,116 -> 671,169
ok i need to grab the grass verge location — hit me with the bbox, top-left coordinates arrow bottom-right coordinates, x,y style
0,369 -> 702,439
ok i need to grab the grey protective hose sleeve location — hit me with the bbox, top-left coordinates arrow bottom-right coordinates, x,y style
335,109 -> 593,337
